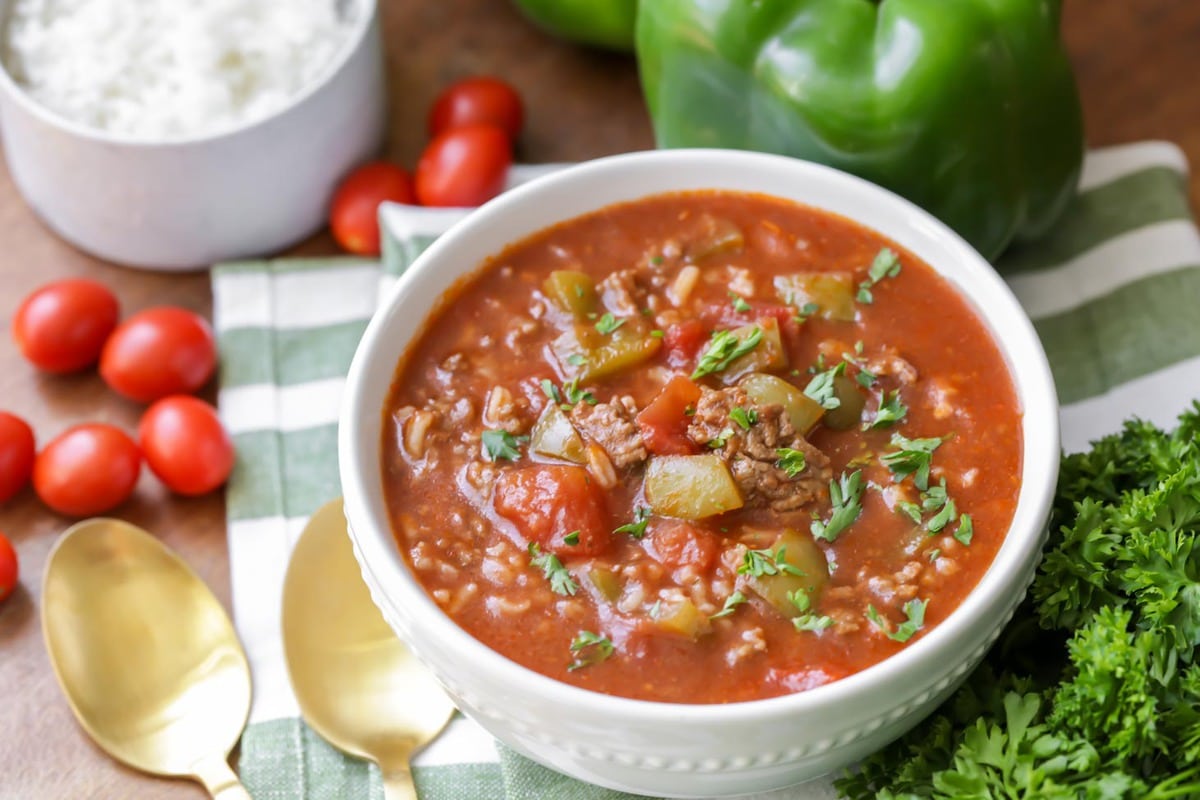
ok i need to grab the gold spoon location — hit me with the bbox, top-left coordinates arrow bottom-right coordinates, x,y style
41,518 -> 252,798
282,498 -> 456,800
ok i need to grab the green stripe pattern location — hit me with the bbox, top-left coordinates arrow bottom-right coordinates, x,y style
214,149 -> 1199,800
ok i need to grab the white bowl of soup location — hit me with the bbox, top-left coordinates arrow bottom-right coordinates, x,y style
339,149 -> 1058,797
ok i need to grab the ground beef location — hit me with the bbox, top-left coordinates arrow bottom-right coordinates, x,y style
598,269 -> 644,316
867,347 -> 918,385
570,395 -> 647,469
686,386 -> 831,512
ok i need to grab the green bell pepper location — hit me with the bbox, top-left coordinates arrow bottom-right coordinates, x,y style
637,0 -> 1084,260
511,0 -> 638,51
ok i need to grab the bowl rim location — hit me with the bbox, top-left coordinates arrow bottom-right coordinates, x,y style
340,148 -> 1060,725
0,0 -> 377,147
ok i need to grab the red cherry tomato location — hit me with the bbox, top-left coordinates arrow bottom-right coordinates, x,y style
12,279 -> 119,373
428,76 -> 524,141
34,423 -> 141,517
100,307 -> 216,403
0,531 -> 16,604
0,412 -> 35,504
330,162 -> 415,256
415,125 -> 513,208
139,396 -> 234,496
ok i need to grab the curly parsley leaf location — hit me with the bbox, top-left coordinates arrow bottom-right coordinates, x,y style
481,429 -> 524,461
691,326 -> 763,380
811,469 -> 864,542
528,543 -> 578,596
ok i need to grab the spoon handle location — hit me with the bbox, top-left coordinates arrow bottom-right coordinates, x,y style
381,765 -> 418,800
193,755 -> 253,799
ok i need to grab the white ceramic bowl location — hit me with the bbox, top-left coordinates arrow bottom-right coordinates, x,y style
0,0 -> 384,270
339,149 -> 1059,798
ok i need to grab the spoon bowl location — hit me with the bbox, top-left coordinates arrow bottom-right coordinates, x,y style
41,518 -> 252,798
283,498 -> 456,799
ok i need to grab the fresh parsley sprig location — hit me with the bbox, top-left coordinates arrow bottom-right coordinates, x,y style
805,362 -> 847,410
776,447 -> 808,477
710,590 -> 748,619
613,506 -> 651,539
867,390 -> 908,429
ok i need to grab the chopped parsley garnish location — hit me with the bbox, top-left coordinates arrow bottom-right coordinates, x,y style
650,255 -> 665,266
866,598 -> 927,643
563,530 -> 580,546
868,390 -> 908,429
707,427 -> 734,449
795,302 -> 820,322
650,329 -> 665,338
730,293 -> 752,313
880,433 -> 945,490
927,496 -> 958,533
788,589 -> 812,613
856,368 -> 877,389
594,312 -> 625,335
856,248 -> 901,304
567,630 -> 614,671
562,378 -> 596,406
691,326 -> 763,380
897,500 -> 923,524
954,513 -> 974,546
711,590 -> 748,619
613,506 -> 650,539
729,406 -> 758,430
540,379 -> 562,404
528,543 -> 578,596
804,362 -> 847,409
776,447 -> 809,477
793,614 -> 835,633
921,479 -> 949,512
811,470 -> 865,542
927,547 -> 941,562
481,429 -> 524,461
738,546 -> 805,578
566,353 -> 588,367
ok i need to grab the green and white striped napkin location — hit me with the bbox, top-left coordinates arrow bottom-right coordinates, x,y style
212,142 -> 1198,800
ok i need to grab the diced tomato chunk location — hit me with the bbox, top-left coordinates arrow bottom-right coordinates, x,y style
493,465 -> 611,557
636,374 -> 701,456
645,519 -> 719,571
663,319 -> 706,369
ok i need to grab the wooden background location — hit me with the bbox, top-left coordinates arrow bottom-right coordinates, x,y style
1,1 -> 1197,797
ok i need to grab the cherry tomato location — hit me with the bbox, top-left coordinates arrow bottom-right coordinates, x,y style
139,396 -> 234,496
0,531 -> 16,604
34,424 -> 141,516
330,162 -> 415,256
100,307 -> 216,403
415,125 -> 513,208
0,412 -> 35,504
428,76 -> 524,141
12,279 -> 119,373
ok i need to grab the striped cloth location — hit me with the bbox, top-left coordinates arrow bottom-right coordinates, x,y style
212,142 -> 1198,800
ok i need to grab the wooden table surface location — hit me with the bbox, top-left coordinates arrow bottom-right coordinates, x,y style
1,1 -> 1196,797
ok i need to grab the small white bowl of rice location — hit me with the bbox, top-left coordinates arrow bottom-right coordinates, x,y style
0,0 -> 385,270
